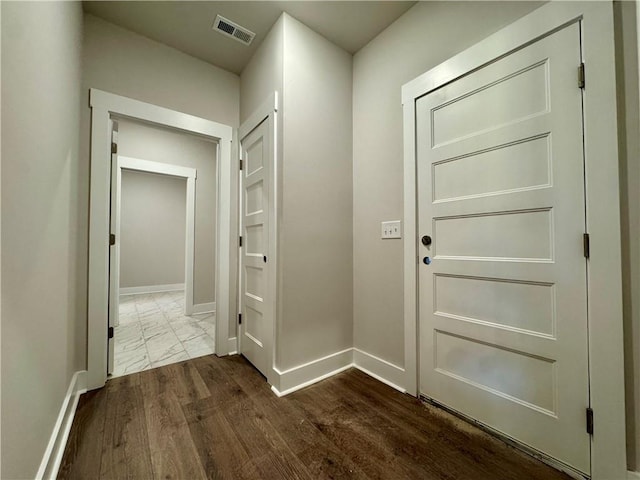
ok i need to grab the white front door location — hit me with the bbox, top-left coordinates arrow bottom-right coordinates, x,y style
239,118 -> 271,377
417,23 -> 590,474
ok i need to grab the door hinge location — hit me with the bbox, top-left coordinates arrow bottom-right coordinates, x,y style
239,159 -> 243,171
109,233 -> 116,246
586,407 -> 594,435
111,142 -> 118,154
578,63 -> 585,89
583,233 -> 590,258
238,313 -> 242,325
108,326 -> 114,339
239,236 -> 243,247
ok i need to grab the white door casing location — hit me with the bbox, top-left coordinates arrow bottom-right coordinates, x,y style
402,3 -> 625,478
108,153 -> 198,373
417,23 -> 589,474
88,89 -> 233,389
112,155 -> 197,314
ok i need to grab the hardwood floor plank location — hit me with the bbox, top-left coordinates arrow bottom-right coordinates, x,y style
222,397 -> 310,476
143,387 -> 207,480
138,359 -> 210,406
100,384 -> 154,479
191,355 -> 249,411
225,368 -> 371,479
295,442 -> 371,480
330,378 -> 497,479
59,355 -> 573,480
330,370 -> 570,480
173,359 -> 212,404
57,389 -> 108,480
251,451 -> 311,480
183,403 -> 254,480
244,390 -> 331,455
105,371 -> 142,391
291,389 -> 428,479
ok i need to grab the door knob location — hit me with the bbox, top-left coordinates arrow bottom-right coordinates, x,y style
263,255 -> 267,263
423,257 -> 431,265
421,235 -> 432,246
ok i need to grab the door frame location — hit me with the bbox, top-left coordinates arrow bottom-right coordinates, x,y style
237,92 -> 279,386
113,156 -> 197,318
88,88 -> 233,390
401,3 -> 625,479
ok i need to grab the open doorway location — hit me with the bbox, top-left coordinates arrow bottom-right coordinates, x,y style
109,118 -> 217,377
88,89 -> 234,390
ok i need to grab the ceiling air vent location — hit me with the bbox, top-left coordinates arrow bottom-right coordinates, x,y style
212,15 -> 255,46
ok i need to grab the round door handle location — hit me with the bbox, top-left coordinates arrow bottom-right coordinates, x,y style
423,256 -> 431,265
263,255 -> 267,263
421,235 -> 432,246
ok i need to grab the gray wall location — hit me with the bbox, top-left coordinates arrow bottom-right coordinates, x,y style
352,1 -> 542,368
81,14 -> 239,335
240,15 -> 284,124
239,14 -> 284,342
118,119 -> 217,305
241,13 -> 353,370
278,14 -> 353,369
120,170 -> 187,289
1,2 -> 83,478
614,0 -> 640,471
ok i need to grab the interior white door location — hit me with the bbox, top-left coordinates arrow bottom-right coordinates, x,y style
417,23 -> 590,474
239,118 -> 271,377
107,120 -> 119,375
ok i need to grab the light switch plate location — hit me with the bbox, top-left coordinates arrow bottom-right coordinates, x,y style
381,220 -> 402,239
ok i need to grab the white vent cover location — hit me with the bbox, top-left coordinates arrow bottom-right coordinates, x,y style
212,15 -> 255,46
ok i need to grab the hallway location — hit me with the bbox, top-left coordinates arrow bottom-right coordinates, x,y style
2,2 -> 636,478
59,355 -> 570,480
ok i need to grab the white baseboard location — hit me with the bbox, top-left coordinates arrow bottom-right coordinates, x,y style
227,336 -> 238,355
628,471 -> 640,479
36,370 -> 87,480
269,347 -> 407,398
120,283 -> 184,295
271,348 -> 354,396
192,302 -> 216,314
353,348 -> 406,394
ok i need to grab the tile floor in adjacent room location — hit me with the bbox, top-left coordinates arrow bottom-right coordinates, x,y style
113,290 -> 215,377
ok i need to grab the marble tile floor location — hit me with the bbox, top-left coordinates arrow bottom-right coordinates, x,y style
112,290 -> 215,377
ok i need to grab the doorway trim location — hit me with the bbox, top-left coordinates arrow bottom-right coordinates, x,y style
114,156 -> 197,320
401,3 -> 625,479
88,89 -> 233,390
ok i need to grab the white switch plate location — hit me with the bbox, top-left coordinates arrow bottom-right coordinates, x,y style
381,220 -> 402,239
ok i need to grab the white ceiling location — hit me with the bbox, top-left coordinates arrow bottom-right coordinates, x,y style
83,1 -> 416,75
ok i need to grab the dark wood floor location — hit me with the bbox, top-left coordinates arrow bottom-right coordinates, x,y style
59,354 -> 570,480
